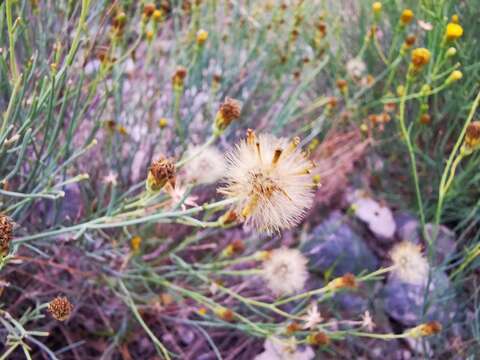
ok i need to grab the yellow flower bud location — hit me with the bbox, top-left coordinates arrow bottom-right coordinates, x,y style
130,235 -> 142,252
446,47 -> 457,57
446,70 -> 463,84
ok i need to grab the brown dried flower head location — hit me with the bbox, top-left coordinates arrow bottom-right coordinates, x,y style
214,97 -> 242,132
172,66 -> 188,89
216,307 -> 235,322
411,48 -> 431,70
0,215 -> 13,255
307,331 -> 331,346
48,296 -> 74,321
465,121 -> 480,150
147,157 -> 176,191
143,3 -> 156,17
327,273 -> 357,290
406,321 -> 442,338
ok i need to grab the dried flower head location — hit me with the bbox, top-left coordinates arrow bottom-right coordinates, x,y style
405,321 -> 442,338
445,22 -> 463,41
404,34 -> 416,47
464,121 -> 480,151
143,3 -> 156,17
172,66 -> 187,89
220,130 -> 315,232
48,296 -> 74,321
400,9 -> 414,25
0,215 -> 13,255
214,97 -> 242,132
411,48 -> 431,70
215,307 -> 235,322
307,331 -> 330,346
262,247 -> 308,296
147,157 -> 176,191
390,241 -> 429,285
326,273 -> 357,291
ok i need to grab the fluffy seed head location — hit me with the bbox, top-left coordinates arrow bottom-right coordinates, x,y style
48,296 -> 74,321
220,130 -> 315,233
147,157 -> 176,191
184,146 -> 225,185
0,215 -> 13,255
390,241 -> 429,285
346,58 -> 366,79
262,247 -> 309,296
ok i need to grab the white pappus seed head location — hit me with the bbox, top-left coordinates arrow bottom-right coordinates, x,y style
219,129 -> 315,233
262,247 -> 309,296
390,241 -> 429,285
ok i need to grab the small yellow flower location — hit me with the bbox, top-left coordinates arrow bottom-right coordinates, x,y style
400,9 -> 414,25
152,9 -> 163,22
372,2 -> 382,14
451,14 -> 459,24
445,23 -> 463,41
196,29 -> 209,45
411,48 -> 431,70
145,30 -> 154,42
198,307 -> 208,316
158,117 -> 169,128
130,235 -> 142,252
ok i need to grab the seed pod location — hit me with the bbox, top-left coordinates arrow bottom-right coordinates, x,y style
48,296 -> 74,321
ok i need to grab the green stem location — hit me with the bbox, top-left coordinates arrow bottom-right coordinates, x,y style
6,0 -> 18,81
398,79 -> 426,234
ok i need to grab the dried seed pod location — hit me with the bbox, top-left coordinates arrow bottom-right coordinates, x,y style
48,296 -> 74,321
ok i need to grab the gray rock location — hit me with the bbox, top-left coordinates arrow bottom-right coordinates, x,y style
383,270 -> 456,327
425,224 -> 456,264
302,211 -> 379,277
395,212 -> 421,244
